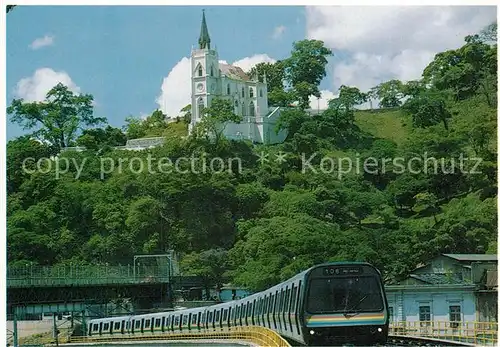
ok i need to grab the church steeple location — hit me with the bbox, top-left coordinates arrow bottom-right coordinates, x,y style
198,10 -> 211,50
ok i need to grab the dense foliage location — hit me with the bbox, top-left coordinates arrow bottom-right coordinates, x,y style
7,31 -> 497,292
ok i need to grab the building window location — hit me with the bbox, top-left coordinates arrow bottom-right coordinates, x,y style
198,65 -> 203,77
227,84 -> 230,95
249,101 -> 255,117
197,98 -> 204,118
241,87 -> 245,98
449,306 -> 461,328
419,306 -> 431,326
210,65 -> 214,76
242,101 -> 245,116
259,89 -> 263,97
388,307 -> 394,322
250,88 -> 254,98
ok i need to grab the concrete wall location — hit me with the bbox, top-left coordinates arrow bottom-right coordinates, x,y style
386,286 -> 476,323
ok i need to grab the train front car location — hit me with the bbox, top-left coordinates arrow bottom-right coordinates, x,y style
302,263 -> 389,346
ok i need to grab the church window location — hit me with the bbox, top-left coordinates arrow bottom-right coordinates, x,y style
210,65 -> 214,76
249,101 -> 255,117
227,84 -> 230,95
242,102 -> 245,116
241,87 -> 245,98
197,98 -> 205,118
259,89 -> 263,97
198,65 -> 203,77
250,88 -> 254,98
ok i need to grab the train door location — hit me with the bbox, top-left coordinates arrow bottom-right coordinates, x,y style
277,289 -> 283,332
282,285 -> 290,331
161,317 -> 165,333
295,280 -> 302,337
287,286 -> 292,332
165,316 -> 171,332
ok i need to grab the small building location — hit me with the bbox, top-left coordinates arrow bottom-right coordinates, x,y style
386,253 -> 498,329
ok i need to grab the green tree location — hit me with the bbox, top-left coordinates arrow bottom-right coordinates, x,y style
283,40 -> 333,109
181,104 -> 192,123
328,85 -> 368,112
403,92 -> 452,130
181,249 -> 229,299
76,125 -> 127,150
7,83 -> 104,150
372,80 -> 405,108
194,98 -> 243,145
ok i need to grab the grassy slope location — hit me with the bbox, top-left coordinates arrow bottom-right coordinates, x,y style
355,108 -> 412,146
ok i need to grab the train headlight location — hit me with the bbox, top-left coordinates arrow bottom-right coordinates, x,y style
310,330 -> 315,335
377,328 -> 382,332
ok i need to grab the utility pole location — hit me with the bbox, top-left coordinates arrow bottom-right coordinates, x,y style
53,313 -> 59,347
13,313 -> 18,347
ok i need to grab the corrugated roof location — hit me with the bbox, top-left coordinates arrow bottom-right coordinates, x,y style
443,254 -> 498,262
220,64 -> 250,81
410,273 -> 470,285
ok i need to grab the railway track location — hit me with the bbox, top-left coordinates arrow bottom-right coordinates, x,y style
386,335 -> 476,346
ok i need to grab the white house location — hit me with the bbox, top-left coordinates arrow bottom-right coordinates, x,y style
188,10 -> 287,145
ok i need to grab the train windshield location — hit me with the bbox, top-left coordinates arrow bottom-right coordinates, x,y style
306,276 -> 384,314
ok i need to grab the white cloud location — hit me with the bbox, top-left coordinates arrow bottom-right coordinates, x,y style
29,35 -> 54,50
14,68 -> 81,102
306,6 -> 496,91
232,54 -> 276,73
309,89 -> 337,110
272,25 -> 286,39
156,54 -> 276,117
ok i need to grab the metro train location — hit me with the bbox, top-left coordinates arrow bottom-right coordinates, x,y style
87,262 -> 389,346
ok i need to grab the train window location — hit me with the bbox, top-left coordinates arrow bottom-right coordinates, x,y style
182,315 -> 188,325
144,320 -> 151,329
223,309 -> 228,322
285,288 -> 290,312
103,323 -> 109,331
291,287 -> 297,311
208,311 -> 213,323
114,322 -> 120,330
215,310 -> 220,322
192,314 -> 197,324
92,324 -> 99,332
126,322 -> 130,330
174,316 -> 180,326
201,313 -> 205,324
155,319 -> 161,328
135,320 -> 141,329
166,317 -> 170,326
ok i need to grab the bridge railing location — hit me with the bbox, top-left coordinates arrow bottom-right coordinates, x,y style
7,264 -> 170,287
68,326 -> 291,347
389,320 -> 498,345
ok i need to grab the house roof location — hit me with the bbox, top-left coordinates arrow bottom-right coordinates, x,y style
220,64 -> 250,81
442,254 -> 498,262
410,273 -> 470,285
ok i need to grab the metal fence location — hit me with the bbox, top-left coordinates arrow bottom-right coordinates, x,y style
69,326 -> 291,347
389,320 -> 498,345
7,264 -> 171,287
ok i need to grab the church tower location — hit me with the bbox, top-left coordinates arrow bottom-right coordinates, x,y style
190,10 -> 220,133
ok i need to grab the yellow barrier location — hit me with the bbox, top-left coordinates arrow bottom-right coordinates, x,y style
389,321 -> 498,345
65,326 -> 291,347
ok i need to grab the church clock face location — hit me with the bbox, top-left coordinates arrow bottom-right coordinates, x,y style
196,83 -> 204,92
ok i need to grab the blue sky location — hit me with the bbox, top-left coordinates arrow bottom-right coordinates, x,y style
6,6 -> 316,140
6,6 -> 495,141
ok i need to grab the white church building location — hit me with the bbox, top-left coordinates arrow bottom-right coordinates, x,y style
188,11 -> 287,145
